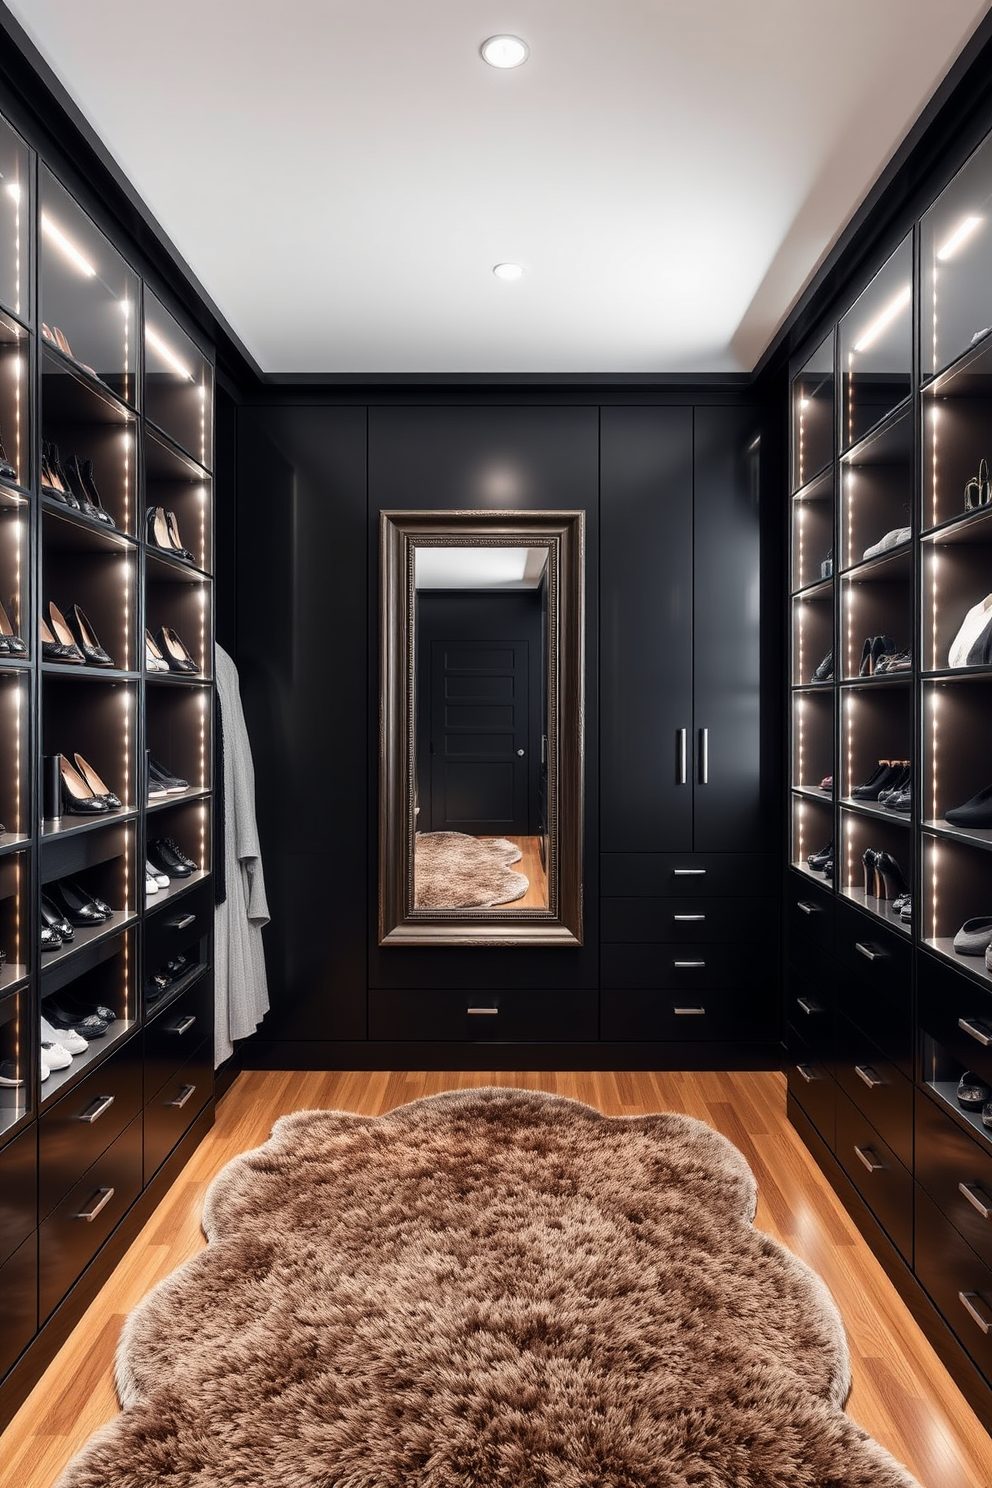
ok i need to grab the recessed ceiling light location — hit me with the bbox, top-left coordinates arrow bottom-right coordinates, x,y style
493,263 -> 524,281
480,35 -> 529,68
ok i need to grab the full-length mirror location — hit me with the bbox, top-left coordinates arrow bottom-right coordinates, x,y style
380,510 -> 584,945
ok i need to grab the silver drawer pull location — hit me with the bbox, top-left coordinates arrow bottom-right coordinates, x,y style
958,1017 -> 992,1047
797,901 -> 819,916
673,868 -> 706,876
673,1006 -> 705,1016
796,1064 -> 815,1083
672,914 -> 705,923
855,942 -> 883,962
168,1083 -> 197,1109
958,1182 -> 992,1220
796,997 -> 822,1015
855,1065 -> 883,1089
958,1291 -> 992,1334
75,1187 -> 115,1223
166,913 -> 196,930
467,1006 -> 498,1015
168,1014 -> 197,1036
673,960 -> 705,968
854,1145 -> 883,1172
78,1094 -> 115,1124
697,727 -> 709,785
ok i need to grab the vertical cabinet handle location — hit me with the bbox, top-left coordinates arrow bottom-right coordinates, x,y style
677,728 -> 687,785
958,1291 -> 992,1335
698,727 -> 708,784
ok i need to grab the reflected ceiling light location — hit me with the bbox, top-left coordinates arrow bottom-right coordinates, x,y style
480,34 -> 529,68
146,324 -> 193,380
40,212 -> 96,277
4,182 -> 20,201
493,262 -> 524,281
936,214 -> 981,261
852,285 -> 911,353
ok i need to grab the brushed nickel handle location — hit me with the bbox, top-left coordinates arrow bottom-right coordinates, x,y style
167,1083 -> 197,1109
796,1064 -> 815,1083
854,1145 -> 883,1172
75,1187 -> 115,1223
168,1014 -> 197,1036
796,997 -> 822,1015
677,728 -> 687,785
166,913 -> 196,930
797,901 -> 819,916
855,942 -> 883,962
698,727 -> 709,785
673,960 -> 705,968
467,1006 -> 498,1016
959,1017 -> 992,1047
673,1006 -> 705,1016
855,1065 -> 883,1089
958,1182 -> 992,1220
673,914 -> 706,922
958,1291 -> 992,1334
673,868 -> 706,877
78,1094 -> 115,1124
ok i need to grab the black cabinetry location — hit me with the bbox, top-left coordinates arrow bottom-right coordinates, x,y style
0,105 -> 216,1428
786,119 -> 992,1429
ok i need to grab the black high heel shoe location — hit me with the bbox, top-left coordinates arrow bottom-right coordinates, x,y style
40,894 -> 74,942
77,458 -> 115,527
146,506 -> 194,564
49,877 -> 109,926
0,597 -> 26,656
806,841 -> 832,871
65,603 -> 114,667
156,625 -> 199,673
862,847 -> 878,895
46,444 -> 80,510
46,602 -> 85,664
0,425 -> 17,483
59,755 -> 110,815
859,635 -> 896,677
874,850 -> 910,902
72,752 -> 122,809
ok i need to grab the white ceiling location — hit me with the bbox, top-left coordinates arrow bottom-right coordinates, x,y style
5,0 -> 991,375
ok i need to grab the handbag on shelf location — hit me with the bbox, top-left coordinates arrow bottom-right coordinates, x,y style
964,456 -> 991,511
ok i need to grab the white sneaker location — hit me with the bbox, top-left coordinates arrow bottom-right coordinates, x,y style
41,1040 -> 72,1070
146,861 -> 169,888
41,1015 -> 87,1054
40,1050 -> 51,1081
146,874 -> 159,894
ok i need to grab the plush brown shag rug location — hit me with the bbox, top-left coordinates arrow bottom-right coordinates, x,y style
56,1088 -> 920,1488
414,830 -> 528,908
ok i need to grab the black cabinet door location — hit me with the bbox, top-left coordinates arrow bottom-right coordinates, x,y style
692,405 -> 763,850
600,407 -> 693,852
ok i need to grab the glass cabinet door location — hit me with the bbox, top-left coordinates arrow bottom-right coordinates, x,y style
922,129 -> 992,380
0,115 -> 31,323
144,290 -> 214,471
792,331 -> 835,491
839,235 -> 913,451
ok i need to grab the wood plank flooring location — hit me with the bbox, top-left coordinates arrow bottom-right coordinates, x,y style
497,833 -> 548,908
2,1069 -> 990,1487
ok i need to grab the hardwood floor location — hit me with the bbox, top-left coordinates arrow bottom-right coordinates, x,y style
3,1069 -> 990,1487
497,833 -> 548,908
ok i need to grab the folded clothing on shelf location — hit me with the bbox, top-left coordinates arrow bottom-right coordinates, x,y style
948,593 -> 992,667
862,526 -> 911,560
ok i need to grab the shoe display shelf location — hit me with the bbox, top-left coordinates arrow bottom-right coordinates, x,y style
0,107 -> 216,1423
786,123 -> 992,1429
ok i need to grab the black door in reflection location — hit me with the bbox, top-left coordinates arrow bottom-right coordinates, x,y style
417,591 -> 541,834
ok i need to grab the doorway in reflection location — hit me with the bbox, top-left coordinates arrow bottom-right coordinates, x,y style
414,545 -> 549,909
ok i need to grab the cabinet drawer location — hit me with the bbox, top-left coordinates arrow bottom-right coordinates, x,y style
916,1092 -> 992,1270
144,1041 -> 212,1180
834,1015 -> 912,1170
0,1125 -> 37,1266
919,953 -> 992,1089
0,1231 -> 37,1378
837,972 -> 913,1077
369,988 -> 598,1043
144,973 -> 213,1097
916,1186 -> 992,1381
602,987 -> 778,1043
786,1025 -> 836,1148
144,876 -> 213,974
601,897 -> 774,945
786,874 -> 835,955
835,899 -> 912,1012
600,854 -> 776,898
835,1090 -> 912,1261
601,943 -> 770,991
786,959 -> 836,1061
38,1116 -> 142,1323
39,1039 -> 143,1219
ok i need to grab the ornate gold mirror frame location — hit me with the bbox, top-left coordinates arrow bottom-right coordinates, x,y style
379,509 -> 584,946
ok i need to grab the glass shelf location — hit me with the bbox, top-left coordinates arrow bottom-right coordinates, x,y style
144,290 -> 213,470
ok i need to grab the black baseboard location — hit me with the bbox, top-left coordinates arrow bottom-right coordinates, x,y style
787,1095 -> 992,1436
241,1039 -> 784,1073
0,1102 -> 215,1432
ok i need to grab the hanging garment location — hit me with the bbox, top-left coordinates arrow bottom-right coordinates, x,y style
948,593 -> 992,667
214,643 -> 270,1066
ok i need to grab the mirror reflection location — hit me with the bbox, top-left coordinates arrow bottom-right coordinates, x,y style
379,509 -> 584,947
414,545 -> 550,911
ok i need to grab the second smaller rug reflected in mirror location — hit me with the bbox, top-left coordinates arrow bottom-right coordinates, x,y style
414,831 -> 529,909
